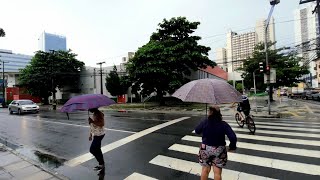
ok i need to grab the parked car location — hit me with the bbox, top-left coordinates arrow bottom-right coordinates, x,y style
304,90 -> 319,100
8,100 -> 39,115
311,92 -> 320,101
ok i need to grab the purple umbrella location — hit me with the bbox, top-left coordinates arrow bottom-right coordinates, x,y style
172,78 -> 242,104
60,94 -> 116,113
172,78 -> 242,116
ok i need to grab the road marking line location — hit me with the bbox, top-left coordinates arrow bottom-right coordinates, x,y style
223,119 -> 320,125
225,120 -> 320,128
149,155 -> 277,180
21,117 -> 137,134
65,117 -> 190,167
124,172 -> 158,180
168,144 -> 320,176
232,127 -> 320,138
184,134 -> 320,147
194,127 -> 320,139
304,104 -> 314,114
186,135 -> 320,158
227,122 -> 320,133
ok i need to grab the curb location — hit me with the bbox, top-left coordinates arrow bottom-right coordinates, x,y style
0,142 -> 68,180
104,108 -> 281,118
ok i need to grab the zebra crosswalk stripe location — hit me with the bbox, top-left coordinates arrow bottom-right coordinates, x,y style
149,155 -> 277,180
124,172 -> 158,180
231,126 -> 320,138
227,122 -> 320,133
168,143 -> 320,176
223,120 -> 320,127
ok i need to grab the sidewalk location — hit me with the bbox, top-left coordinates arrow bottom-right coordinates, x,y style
101,96 -> 297,118
0,143 -> 67,180
38,95 -> 310,118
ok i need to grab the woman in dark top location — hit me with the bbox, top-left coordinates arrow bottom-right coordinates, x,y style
195,105 -> 237,180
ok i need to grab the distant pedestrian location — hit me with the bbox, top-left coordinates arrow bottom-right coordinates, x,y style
195,106 -> 237,180
88,108 -> 105,175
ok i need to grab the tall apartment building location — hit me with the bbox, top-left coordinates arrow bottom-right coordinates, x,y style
217,18 -> 276,81
215,48 -> 227,70
256,18 -> 276,49
294,3 -> 319,87
38,32 -> 67,52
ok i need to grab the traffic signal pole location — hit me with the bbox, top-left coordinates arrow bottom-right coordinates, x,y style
265,1 -> 279,115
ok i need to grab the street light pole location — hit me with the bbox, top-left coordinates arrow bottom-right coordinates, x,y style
96,62 -> 105,94
265,0 -> 280,115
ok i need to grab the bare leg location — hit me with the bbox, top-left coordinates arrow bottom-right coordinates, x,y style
201,166 -> 211,180
213,166 -> 222,180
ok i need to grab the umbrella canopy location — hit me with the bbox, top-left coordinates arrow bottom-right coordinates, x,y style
172,78 -> 242,104
60,94 -> 116,113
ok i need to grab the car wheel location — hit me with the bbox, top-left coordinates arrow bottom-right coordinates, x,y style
18,109 -> 22,115
9,108 -> 13,114
306,96 -> 308,100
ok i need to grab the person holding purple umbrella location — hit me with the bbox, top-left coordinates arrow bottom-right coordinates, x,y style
195,106 -> 237,180
88,108 -> 105,175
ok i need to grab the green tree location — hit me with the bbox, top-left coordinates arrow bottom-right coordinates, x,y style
240,42 -> 309,99
0,28 -> 5,37
19,50 -> 84,104
126,17 -> 216,105
105,65 -> 131,96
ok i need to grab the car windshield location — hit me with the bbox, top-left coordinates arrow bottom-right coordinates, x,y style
19,101 -> 34,105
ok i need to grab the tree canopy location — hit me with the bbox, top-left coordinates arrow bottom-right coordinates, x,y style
126,17 -> 216,104
105,66 -> 131,96
19,50 -> 84,103
240,42 -> 309,90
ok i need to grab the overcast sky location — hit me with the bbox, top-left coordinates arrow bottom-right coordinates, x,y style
0,0 -> 306,67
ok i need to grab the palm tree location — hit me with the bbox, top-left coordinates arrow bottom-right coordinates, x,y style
0,28 -> 5,37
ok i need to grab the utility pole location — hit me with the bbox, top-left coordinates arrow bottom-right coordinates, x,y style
0,57 -> 9,108
96,62 -> 105,94
49,50 -> 56,110
265,0 -> 280,115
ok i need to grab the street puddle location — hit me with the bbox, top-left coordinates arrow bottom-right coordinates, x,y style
34,150 -> 65,168
16,147 -> 65,169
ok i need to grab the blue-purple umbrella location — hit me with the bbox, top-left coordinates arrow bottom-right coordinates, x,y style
60,94 -> 116,113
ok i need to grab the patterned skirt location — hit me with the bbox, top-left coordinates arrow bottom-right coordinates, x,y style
198,144 -> 227,168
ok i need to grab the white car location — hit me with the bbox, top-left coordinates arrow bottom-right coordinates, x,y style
311,92 -> 320,101
8,100 -> 40,115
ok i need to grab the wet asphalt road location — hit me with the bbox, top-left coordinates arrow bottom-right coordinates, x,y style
0,108 -> 320,180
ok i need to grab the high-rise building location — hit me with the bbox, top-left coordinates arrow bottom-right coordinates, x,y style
226,31 -> 256,72
215,48 -> 227,70
255,18 -> 276,49
294,3 -> 319,87
0,49 -> 32,87
217,18 -> 276,82
38,32 -> 67,52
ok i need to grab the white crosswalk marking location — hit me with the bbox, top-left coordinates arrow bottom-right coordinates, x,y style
231,126 -> 320,138
183,134 -> 320,147
227,122 -> 320,133
168,144 -> 320,176
225,120 -> 320,127
124,173 -> 158,180
149,155 -> 277,180
144,117 -> 320,179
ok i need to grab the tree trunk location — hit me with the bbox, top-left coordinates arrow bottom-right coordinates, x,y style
157,90 -> 165,106
42,96 -> 49,105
